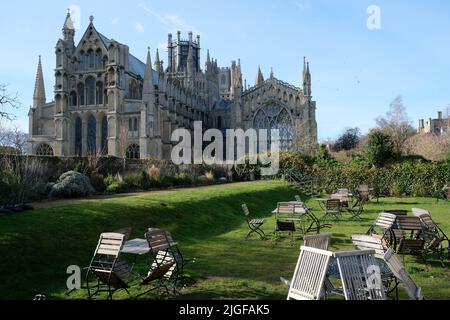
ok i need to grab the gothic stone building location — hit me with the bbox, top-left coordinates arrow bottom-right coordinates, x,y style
28,13 -> 318,159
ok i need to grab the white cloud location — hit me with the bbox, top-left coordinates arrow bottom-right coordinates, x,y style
135,22 -> 145,33
138,2 -> 204,36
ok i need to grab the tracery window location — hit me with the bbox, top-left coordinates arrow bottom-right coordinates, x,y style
101,116 -> 108,154
75,116 -> 82,156
36,144 -> 54,156
86,77 -> 96,105
87,115 -> 97,155
253,104 -> 293,151
77,83 -> 85,106
126,144 -> 140,160
96,81 -> 104,105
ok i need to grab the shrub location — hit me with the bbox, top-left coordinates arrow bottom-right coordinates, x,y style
89,172 -> 106,193
123,173 -> 143,190
174,172 -> 193,186
196,175 -> 208,185
50,171 -> 95,198
105,181 -> 129,194
365,129 -> 397,167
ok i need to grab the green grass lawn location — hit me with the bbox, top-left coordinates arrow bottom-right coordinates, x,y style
0,180 -> 449,300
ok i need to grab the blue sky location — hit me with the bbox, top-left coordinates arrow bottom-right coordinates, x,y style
1,0 -> 450,141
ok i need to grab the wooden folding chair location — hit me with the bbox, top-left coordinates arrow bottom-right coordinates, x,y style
395,216 -> 426,256
86,233 -> 131,300
383,249 -> 423,300
304,233 -> 332,250
242,204 -> 266,240
413,211 -> 449,265
322,199 -> 342,221
367,212 -> 398,248
287,246 -> 334,300
137,229 -> 180,298
334,250 -> 386,300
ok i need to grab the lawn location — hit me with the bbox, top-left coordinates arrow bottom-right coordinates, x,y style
0,180 -> 449,300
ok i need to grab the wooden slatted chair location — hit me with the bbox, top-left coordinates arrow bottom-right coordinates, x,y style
383,249 -> 423,300
275,202 -> 298,242
242,204 -> 266,240
304,233 -> 332,250
287,246 -> 334,300
351,235 -> 423,300
367,212 -> 398,248
334,250 -> 386,300
322,199 -> 342,221
395,216 -> 426,256
86,233 -> 131,300
137,229 -> 180,298
113,227 -> 133,242
412,210 -> 449,265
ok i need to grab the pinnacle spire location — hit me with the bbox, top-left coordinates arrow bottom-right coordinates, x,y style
143,47 -> 154,95
33,55 -> 46,108
63,10 -> 74,30
256,65 -> 264,86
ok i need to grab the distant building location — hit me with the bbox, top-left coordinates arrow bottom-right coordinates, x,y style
418,111 -> 449,136
28,12 -> 318,159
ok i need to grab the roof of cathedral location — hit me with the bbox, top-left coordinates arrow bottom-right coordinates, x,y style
98,32 -> 158,82
213,99 -> 234,110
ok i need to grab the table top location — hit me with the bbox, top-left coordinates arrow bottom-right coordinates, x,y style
272,207 -> 307,214
121,238 -> 179,255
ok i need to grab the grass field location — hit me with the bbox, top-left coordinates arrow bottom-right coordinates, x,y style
0,180 -> 449,300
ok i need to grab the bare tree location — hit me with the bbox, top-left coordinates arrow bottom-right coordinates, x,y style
117,121 -> 129,169
0,125 -> 28,155
0,84 -> 20,121
406,133 -> 450,161
376,96 -> 416,155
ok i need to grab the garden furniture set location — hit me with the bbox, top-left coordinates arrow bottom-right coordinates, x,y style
284,232 -> 423,300
84,227 -> 194,300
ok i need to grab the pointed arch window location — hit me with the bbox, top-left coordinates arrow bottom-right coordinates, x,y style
77,83 -> 85,106
253,105 -> 293,151
86,77 -> 96,105
80,50 -> 86,70
96,81 -> 104,105
126,144 -> 140,160
75,116 -> 82,156
88,49 -> 95,69
101,116 -> 108,154
36,143 -> 54,156
96,49 -> 103,69
70,91 -> 77,107
87,115 -> 96,155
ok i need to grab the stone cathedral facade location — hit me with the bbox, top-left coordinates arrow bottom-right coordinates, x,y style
28,13 -> 318,159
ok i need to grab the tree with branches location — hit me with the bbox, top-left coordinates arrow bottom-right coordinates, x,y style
0,84 -> 20,121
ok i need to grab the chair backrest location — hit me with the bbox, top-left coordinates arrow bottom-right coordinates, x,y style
395,216 -> 423,232
382,249 -> 423,300
277,202 -> 296,214
287,246 -> 334,300
94,233 -> 125,258
412,208 -> 431,217
326,199 -> 341,210
334,250 -> 386,300
145,229 -> 173,252
415,213 -> 437,230
304,233 -> 332,250
373,212 -> 397,230
351,235 -> 386,258
384,210 -> 408,217
113,227 -> 132,243
242,204 -> 250,217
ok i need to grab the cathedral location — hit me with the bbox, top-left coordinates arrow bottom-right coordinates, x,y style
28,12 -> 318,160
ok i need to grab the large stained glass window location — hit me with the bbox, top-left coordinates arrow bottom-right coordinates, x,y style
253,104 -> 293,151
87,115 -> 96,155
86,77 -> 95,105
